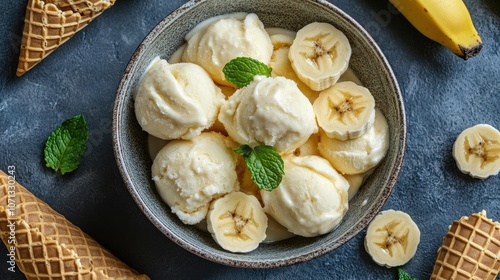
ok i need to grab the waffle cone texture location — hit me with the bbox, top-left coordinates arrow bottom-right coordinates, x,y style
0,170 -> 149,279
431,211 -> 500,280
16,0 -> 116,76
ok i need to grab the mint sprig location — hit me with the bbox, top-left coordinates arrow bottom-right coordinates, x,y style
44,114 -> 88,175
398,268 -> 417,280
234,144 -> 284,191
223,57 -> 272,88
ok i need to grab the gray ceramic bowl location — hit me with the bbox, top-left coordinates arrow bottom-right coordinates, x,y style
113,0 -> 406,268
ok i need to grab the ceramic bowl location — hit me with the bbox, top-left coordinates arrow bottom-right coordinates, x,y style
112,0 -> 406,268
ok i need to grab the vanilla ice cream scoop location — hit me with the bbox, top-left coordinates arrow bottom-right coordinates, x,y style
181,13 -> 273,87
218,76 -> 318,153
260,155 -> 349,237
135,57 -> 224,140
152,132 -> 239,225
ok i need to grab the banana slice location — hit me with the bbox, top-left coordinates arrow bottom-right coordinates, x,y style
288,22 -> 351,91
207,192 -> 268,253
364,210 -> 421,268
266,27 -> 296,47
452,124 -> 500,179
318,108 -> 389,175
313,81 -> 375,140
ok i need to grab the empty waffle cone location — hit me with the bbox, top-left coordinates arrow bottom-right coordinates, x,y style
0,170 -> 149,279
430,211 -> 500,280
16,0 -> 116,77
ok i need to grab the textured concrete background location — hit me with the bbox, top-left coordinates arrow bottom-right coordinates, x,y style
1,0 -> 499,279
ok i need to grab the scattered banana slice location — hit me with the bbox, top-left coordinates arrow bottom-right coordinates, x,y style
313,81 -> 376,140
288,22 -> 351,91
318,108 -> 389,175
365,210 -> 421,268
207,192 -> 268,253
452,124 -> 500,179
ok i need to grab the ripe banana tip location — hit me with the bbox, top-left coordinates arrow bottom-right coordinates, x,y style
458,42 -> 483,60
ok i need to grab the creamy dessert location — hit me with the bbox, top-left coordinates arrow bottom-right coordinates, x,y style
135,58 -> 224,140
135,13 -> 390,253
151,132 -> 239,225
219,75 -> 318,154
182,13 -> 273,87
261,155 -> 349,237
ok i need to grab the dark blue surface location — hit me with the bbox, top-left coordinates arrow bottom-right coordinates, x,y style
1,0 -> 500,279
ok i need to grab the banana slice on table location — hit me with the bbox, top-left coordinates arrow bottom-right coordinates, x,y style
452,124 -> 500,179
288,22 -> 351,91
365,210 -> 421,268
313,81 -> 375,140
207,192 -> 268,253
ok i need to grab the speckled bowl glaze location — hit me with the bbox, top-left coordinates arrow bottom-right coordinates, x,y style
113,0 -> 406,268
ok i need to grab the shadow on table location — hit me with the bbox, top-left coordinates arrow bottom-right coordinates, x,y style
5,9 -> 24,82
483,0 -> 500,18
357,0 -> 444,61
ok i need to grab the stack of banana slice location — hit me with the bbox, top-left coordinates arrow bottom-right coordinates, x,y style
269,22 -> 390,179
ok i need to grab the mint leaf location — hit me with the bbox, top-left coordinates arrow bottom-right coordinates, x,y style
44,115 -> 88,175
233,144 -> 253,157
223,57 -> 272,88
234,144 -> 284,191
398,268 -> 417,280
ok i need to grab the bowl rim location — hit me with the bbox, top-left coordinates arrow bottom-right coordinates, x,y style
112,0 -> 406,268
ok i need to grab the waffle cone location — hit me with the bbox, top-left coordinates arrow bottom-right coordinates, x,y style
16,0 -> 116,77
430,211 -> 500,280
0,170 -> 149,279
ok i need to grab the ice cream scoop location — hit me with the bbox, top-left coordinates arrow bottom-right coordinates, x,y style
260,155 -> 349,237
219,76 -> 318,153
152,132 -> 239,225
135,57 -> 224,140
181,13 -> 273,87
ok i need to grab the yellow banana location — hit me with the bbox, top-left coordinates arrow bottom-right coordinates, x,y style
390,0 -> 482,60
